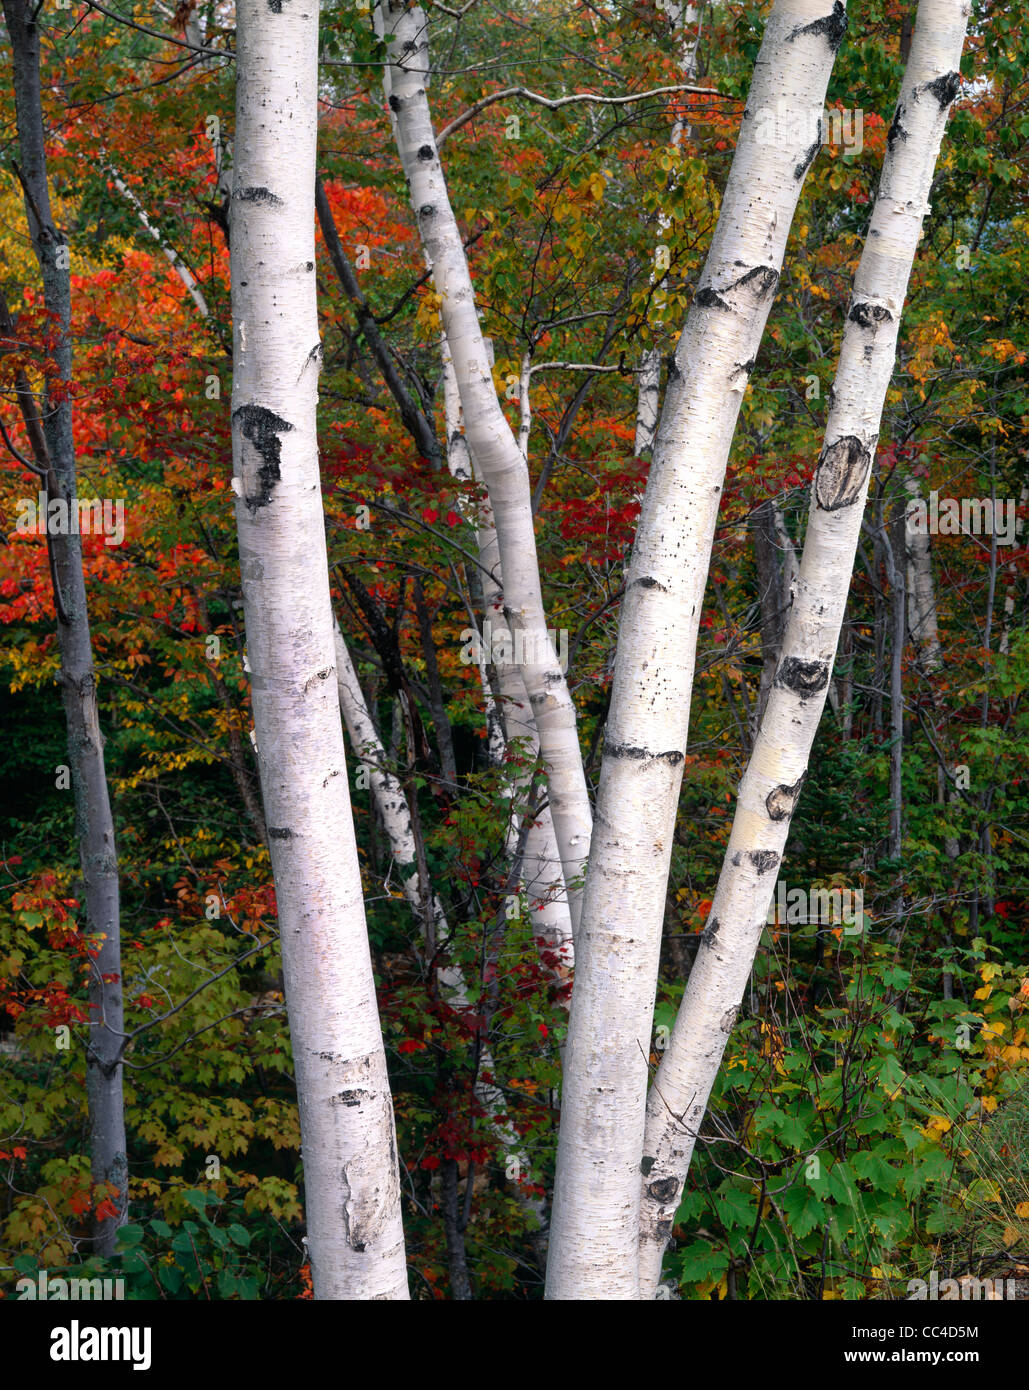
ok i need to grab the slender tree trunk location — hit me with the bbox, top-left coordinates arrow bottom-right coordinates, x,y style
887,495 -> 906,866
375,1 -> 593,938
634,2 -> 701,456
3,0 -> 127,1257
903,475 -> 942,669
334,624 -> 550,1242
547,0 -> 848,1300
998,484 -> 1028,654
635,0 -> 968,1296
753,499 -> 798,724
230,0 -> 407,1299
441,338 -> 574,975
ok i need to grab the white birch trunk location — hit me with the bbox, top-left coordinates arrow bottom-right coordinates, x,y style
998,484 -> 1028,654
546,0 -> 849,1300
230,0 -> 407,1300
634,2 -> 701,456
334,625 -> 548,1229
442,340 -> 575,977
375,1 -> 593,939
105,164 -> 209,317
636,0 -> 969,1296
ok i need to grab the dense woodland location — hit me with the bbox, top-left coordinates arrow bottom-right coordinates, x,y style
0,0 -> 1026,1302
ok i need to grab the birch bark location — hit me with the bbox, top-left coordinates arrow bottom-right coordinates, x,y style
375,1 -> 593,938
230,0 -> 407,1299
334,624 -> 549,1234
634,1 -> 701,457
3,0 -> 127,1257
547,0 -> 848,1300
442,342 -> 574,974
636,0 -> 969,1296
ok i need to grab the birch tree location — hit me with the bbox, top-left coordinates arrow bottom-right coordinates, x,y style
2,0 -> 127,1257
374,0 -> 593,937
230,0 -> 407,1300
442,344 -> 574,976
547,0 -> 849,1300
636,0 -> 970,1296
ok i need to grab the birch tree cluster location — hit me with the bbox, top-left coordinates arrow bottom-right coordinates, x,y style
0,0 -> 1027,1302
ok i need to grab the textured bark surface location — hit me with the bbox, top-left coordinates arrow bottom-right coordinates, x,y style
376,1 -> 593,938
547,0 -> 848,1300
636,0 -> 970,1297
440,343 -> 575,977
3,0 -> 126,1257
231,0 -> 407,1300
903,476 -> 943,668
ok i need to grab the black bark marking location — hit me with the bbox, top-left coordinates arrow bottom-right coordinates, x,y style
731,852 -> 742,866
418,204 -> 435,219
923,71 -> 961,109
701,916 -> 720,948
794,127 -> 822,181
748,849 -> 780,876
233,404 -> 293,514
848,301 -> 893,330
695,285 -> 730,312
237,186 -> 283,206
634,575 -> 669,592
647,1176 -> 679,1203
788,0 -> 847,50
605,744 -> 684,766
887,112 -> 909,152
268,826 -> 294,839
696,265 -> 779,313
388,94 -> 401,112
417,144 -> 434,161
268,0 -> 288,10
335,1089 -> 367,1108
815,435 -> 872,511
720,1006 -> 738,1034
775,656 -> 830,698
766,773 -> 806,822
640,1155 -> 656,1176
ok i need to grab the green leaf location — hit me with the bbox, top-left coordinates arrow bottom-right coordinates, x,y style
781,1181 -> 824,1240
116,1224 -> 146,1248
227,1223 -> 251,1248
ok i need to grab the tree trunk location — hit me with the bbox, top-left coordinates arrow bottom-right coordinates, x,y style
230,0 -> 407,1300
903,475 -> 942,669
375,1 -> 593,938
3,0 -> 127,1257
548,0 -> 848,1300
635,0 -> 968,1296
